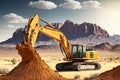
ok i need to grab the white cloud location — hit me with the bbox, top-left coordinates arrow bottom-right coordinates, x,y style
0,13 -> 27,42
28,0 -> 57,10
81,0 -> 101,9
59,0 -> 82,10
3,13 -> 27,24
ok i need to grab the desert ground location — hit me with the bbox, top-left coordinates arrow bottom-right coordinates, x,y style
0,48 -> 120,80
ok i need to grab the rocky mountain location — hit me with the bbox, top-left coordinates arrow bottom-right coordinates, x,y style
94,43 -> 112,50
0,20 -> 120,48
60,20 -> 109,39
94,43 -> 120,51
109,35 -> 120,44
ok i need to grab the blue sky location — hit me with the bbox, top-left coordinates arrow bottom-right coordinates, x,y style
0,0 -> 120,42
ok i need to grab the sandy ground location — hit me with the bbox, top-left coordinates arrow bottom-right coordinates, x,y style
0,48 -> 120,80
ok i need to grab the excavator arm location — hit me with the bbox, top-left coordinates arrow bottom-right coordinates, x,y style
24,14 -> 71,61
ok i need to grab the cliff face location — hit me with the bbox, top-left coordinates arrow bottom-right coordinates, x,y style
60,20 -> 109,39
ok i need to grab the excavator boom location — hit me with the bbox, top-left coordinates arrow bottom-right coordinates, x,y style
24,14 -> 71,60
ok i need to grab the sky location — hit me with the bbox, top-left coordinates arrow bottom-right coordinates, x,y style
0,0 -> 120,42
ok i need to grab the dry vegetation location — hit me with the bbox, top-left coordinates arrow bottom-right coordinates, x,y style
97,56 -> 120,63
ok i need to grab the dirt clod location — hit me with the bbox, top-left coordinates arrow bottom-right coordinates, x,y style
0,43 -> 68,80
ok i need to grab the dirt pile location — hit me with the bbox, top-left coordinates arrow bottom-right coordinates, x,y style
93,66 -> 120,80
0,43 -> 68,80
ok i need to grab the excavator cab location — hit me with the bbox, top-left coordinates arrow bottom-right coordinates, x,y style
71,44 -> 98,61
71,44 -> 86,58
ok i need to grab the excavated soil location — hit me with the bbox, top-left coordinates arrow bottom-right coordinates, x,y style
0,43 -> 69,80
93,66 -> 120,80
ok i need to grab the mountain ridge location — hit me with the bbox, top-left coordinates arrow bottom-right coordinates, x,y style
0,20 -> 120,47
60,20 -> 109,39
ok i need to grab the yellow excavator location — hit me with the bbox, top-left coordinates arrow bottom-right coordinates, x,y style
22,14 -> 101,71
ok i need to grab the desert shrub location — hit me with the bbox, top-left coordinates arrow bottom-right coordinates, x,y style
11,58 -> 17,65
58,59 -> 62,61
74,74 -> 80,80
115,56 -> 120,60
109,57 -> 113,62
0,68 -> 9,74
3,59 -> 10,62
84,77 -> 91,80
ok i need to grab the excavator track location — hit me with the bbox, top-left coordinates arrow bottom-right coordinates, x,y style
56,62 -> 101,71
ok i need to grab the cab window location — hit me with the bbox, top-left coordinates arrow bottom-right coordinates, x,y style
71,45 -> 77,58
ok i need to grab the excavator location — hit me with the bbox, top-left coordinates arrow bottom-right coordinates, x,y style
22,14 -> 101,71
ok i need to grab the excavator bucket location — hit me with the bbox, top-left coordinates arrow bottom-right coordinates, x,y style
26,14 -> 40,47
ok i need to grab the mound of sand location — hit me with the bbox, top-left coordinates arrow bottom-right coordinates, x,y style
93,66 -> 120,80
0,43 -> 68,80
